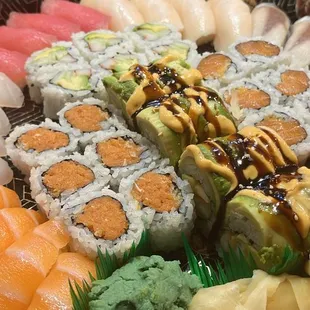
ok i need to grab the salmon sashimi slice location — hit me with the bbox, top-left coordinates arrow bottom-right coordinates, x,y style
276,70 -> 309,96
0,186 -> 21,209
257,115 -> 307,146
0,294 -> 25,310
28,253 -> 96,310
236,40 -> 280,57
197,54 -> 232,79
0,208 -> 45,252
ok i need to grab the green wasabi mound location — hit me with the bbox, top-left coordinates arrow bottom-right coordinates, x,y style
88,255 -> 202,310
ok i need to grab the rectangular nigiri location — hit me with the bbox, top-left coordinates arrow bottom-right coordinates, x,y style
41,0 -> 110,32
7,13 -> 81,42
0,27 -> 56,56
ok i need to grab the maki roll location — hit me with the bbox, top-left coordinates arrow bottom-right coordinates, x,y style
84,129 -> 160,189
61,188 -> 145,260
30,153 -> 110,218
5,119 -> 78,179
57,98 -> 125,148
72,30 -> 134,61
119,160 -> 195,252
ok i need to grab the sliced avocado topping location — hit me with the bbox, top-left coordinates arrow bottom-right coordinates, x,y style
103,76 -> 138,101
84,32 -> 122,52
112,57 -> 139,79
33,46 -> 70,66
52,71 -> 91,91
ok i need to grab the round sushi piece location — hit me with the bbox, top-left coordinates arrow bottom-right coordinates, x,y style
84,129 -> 160,189
60,188 -> 145,260
5,119 -> 79,179
57,98 -> 126,148
195,52 -> 249,90
239,105 -> 310,164
119,160 -> 195,252
72,30 -> 135,61
219,78 -> 279,123
29,153 -> 111,218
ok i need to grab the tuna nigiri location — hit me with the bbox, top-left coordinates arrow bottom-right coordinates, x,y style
0,220 -> 69,309
0,48 -> 27,88
210,0 -> 252,52
0,27 -> 56,56
132,0 -> 183,32
0,73 -> 24,108
41,0 -> 110,32
28,252 -> 95,310
0,208 -> 45,253
81,0 -> 144,31
7,13 -> 81,42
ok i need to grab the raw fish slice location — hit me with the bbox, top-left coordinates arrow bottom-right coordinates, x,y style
0,208 -> 45,252
0,108 -> 10,136
0,186 -> 21,209
252,4 -> 290,47
7,13 -> 81,42
0,159 -> 13,186
210,0 -> 252,52
80,0 -> 144,31
0,27 -> 56,56
41,0 -> 110,32
28,253 -> 96,310
284,16 -> 310,68
0,137 -> 6,156
0,73 -> 24,108
0,49 -> 27,88
131,0 -> 183,32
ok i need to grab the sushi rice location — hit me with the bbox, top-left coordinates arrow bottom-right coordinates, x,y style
84,128 -> 161,189
119,160 -> 195,252
30,153 -> 111,218
5,118 -> 79,179
60,188 -> 145,260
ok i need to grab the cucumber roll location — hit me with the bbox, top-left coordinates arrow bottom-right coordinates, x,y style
60,188 -> 145,260
5,119 -> 79,179
119,160 -> 195,252
57,98 -> 126,148
72,30 -> 135,61
84,129 -> 160,189
30,153 -> 111,218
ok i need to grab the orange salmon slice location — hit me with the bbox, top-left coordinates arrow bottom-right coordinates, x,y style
236,40 -> 280,57
197,54 -> 232,79
0,186 -> 21,209
276,70 -> 309,96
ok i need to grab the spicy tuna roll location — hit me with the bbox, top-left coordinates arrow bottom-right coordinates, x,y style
84,129 -> 160,189
30,153 -> 110,218
5,119 -> 78,179
119,160 -> 195,252
61,188 -> 145,260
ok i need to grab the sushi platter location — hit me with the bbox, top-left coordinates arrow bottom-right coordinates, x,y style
1,0 -> 310,309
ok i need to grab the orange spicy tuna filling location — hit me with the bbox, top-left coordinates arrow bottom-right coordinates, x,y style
43,160 -> 94,198
236,40 -> 280,57
276,70 -> 309,96
131,172 -> 181,212
17,128 -> 69,152
97,137 -> 142,167
197,54 -> 232,79
75,197 -> 128,240
64,105 -> 109,132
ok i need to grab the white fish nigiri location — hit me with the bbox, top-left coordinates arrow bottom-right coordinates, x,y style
0,109 -> 11,137
169,0 -> 215,44
0,73 -> 24,109
0,137 -> 6,157
131,0 -> 183,32
0,158 -> 13,185
252,3 -> 290,47
284,16 -> 310,68
80,0 -> 144,31
210,0 -> 252,52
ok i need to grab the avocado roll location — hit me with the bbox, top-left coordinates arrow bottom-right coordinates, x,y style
84,129 -> 160,189
5,119 -> 79,179
57,98 -> 126,148
61,188 -> 145,260
119,160 -> 195,252
72,30 -> 134,61
30,153 -> 111,218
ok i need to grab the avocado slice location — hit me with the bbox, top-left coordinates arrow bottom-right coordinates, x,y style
133,23 -> 171,40
51,70 -> 91,91
111,56 -> 139,79
153,42 -> 190,60
84,32 -> 123,52
32,46 -> 71,66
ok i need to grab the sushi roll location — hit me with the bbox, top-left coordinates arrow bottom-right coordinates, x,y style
119,160 -> 195,252
72,30 -> 134,61
57,98 -> 125,148
239,105 -> 310,164
195,52 -> 249,90
60,188 -> 145,260
30,153 -> 111,218
5,119 -> 79,179
219,78 -> 279,123
84,129 -> 160,189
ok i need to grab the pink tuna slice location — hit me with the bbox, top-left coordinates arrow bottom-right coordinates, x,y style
0,27 -> 56,56
7,13 -> 81,42
41,0 -> 111,32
